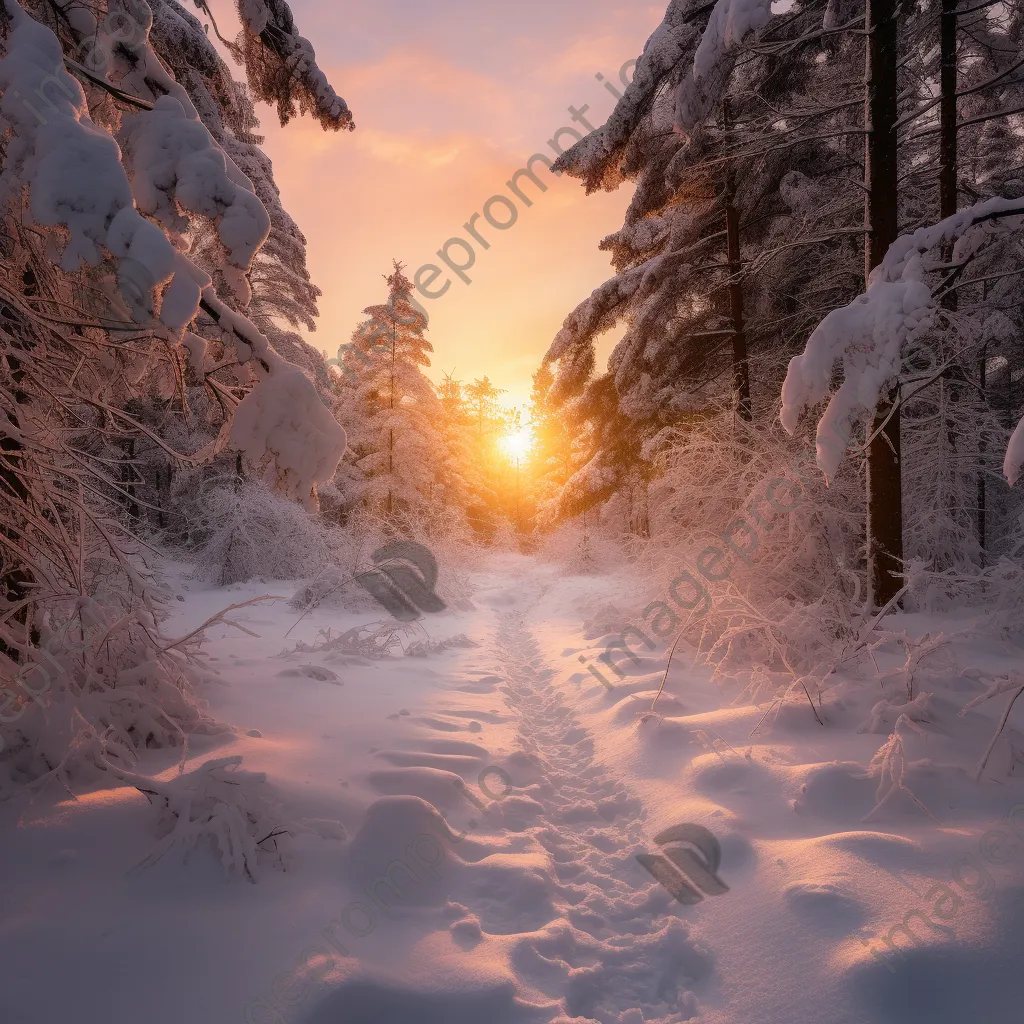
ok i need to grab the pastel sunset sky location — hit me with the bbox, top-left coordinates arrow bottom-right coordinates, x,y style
211,0 -> 665,408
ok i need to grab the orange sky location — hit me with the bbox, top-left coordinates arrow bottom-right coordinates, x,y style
213,1 -> 665,409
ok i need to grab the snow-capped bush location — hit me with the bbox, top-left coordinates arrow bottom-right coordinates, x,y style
535,516 -> 608,574
630,406 -> 866,685
116,754 -> 287,882
286,505 -> 477,618
175,475 -> 346,586
0,564 -> 217,794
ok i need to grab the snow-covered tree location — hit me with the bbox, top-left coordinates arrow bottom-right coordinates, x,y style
783,196 -> 1024,502
545,0 -> 868,518
0,0 -> 351,786
527,364 -> 585,524
434,371 -> 494,534
336,263 -> 454,529
543,0 -> 1024,604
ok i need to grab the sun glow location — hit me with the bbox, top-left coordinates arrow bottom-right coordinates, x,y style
500,425 -> 534,461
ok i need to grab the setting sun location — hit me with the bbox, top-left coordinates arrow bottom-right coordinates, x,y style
500,425 -> 535,461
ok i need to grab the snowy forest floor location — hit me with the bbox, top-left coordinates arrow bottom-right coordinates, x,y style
2,553 -> 1024,1024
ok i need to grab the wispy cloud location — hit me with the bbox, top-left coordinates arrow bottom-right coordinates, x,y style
238,0 -> 659,405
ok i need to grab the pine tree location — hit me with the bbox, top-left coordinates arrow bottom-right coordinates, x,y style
339,263 -> 450,529
546,0 -> 867,520
436,371 -> 491,532
544,0 -> 1024,601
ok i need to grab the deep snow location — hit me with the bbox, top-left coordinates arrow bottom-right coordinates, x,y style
2,553 -> 1023,1024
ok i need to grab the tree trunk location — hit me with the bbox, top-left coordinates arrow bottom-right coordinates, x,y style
121,437 -> 140,520
0,331 -> 38,658
978,343 -> 986,560
723,99 -> 752,422
939,0 -> 959,236
865,0 -> 903,607
939,0 -> 967,521
387,320 -> 396,521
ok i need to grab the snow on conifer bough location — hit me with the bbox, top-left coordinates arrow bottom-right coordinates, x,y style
0,0 -> 354,790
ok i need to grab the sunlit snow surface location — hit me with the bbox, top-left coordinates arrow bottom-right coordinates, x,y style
1,553 -> 1023,1024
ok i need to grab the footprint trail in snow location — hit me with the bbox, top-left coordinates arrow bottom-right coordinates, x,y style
475,598 -> 712,1023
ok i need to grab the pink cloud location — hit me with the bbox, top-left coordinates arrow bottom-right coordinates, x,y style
226,1 -> 660,406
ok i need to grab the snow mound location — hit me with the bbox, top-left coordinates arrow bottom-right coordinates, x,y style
344,795 -> 467,906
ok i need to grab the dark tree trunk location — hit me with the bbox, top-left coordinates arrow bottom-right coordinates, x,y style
121,437 -> 140,520
157,464 -> 168,530
939,0 -> 959,235
938,0 -> 967,527
0,305 -> 38,659
978,343 -> 987,560
0,415 -> 30,660
865,0 -> 903,607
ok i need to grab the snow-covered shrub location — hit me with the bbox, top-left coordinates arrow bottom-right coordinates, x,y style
629,404 -> 866,686
0,554 -> 218,794
405,633 -> 478,657
901,556 -> 1024,621
535,515 -> 608,574
0,251 -> 218,792
116,754 -> 287,882
286,620 -> 420,660
294,503 -> 477,613
173,474 -> 350,586
287,565 -> 385,616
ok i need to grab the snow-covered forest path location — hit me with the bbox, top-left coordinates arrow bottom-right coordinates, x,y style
482,597 -> 709,1021
2,553 -> 1024,1024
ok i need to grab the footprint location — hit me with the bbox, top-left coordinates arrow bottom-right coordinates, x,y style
785,880 -> 864,927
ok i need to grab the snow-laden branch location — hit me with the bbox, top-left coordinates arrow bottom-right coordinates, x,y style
780,196 -> 1024,484
547,256 -> 664,365
119,96 -> 271,305
674,0 -> 774,132
235,0 -> 354,131
553,0 -> 707,190
0,1 -> 186,323
0,1 -> 347,506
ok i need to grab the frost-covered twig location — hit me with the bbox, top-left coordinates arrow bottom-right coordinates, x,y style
157,595 -> 281,653
286,620 -> 421,660
651,631 -> 686,713
862,714 -> 937,823
960,674 -> 1024,781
